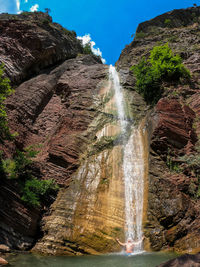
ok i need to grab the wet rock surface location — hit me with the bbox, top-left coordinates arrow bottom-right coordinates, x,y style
117,6 -> 200,253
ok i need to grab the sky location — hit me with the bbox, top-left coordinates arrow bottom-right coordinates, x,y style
0,0 -> 199,64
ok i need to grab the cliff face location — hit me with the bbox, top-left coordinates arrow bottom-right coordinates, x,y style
1,7 -> 200,255
117,6 -> 200,252
0,12 -> 106,250
0,12 -> 82,84
0,12 -> 148,253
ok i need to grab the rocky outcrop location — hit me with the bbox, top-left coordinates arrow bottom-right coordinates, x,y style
6,55 -> 107,184
0,178 -> 41,250
137,6 -> 200,33
157,253 -> 200,267
117,6 -> 200,253
0,12 -> 82,84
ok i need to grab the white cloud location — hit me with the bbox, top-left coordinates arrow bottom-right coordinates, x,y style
25,0 -> 28,2
77,34 -> 106,64
30,4 -> 39,12
16,0 -> 22,13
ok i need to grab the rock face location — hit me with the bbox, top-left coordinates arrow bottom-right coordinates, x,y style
0,12 -> 82,84
33,82 -> 148,255
1,7 -> 200,255
0,178 -> 40,250
0,12 -> 111,251
157,253 -> 200,267
1,53 -> 108,249
117,6 -> 200,253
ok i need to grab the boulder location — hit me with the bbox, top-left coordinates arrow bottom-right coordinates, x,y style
157,253 -> 200,267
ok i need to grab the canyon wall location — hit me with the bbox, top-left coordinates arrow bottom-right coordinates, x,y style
117,6 -> 200,253
0,6 -> 200,254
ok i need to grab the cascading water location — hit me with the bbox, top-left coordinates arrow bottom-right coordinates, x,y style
109,65 -> 144,253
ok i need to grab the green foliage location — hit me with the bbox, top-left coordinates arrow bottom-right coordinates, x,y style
131,56 -> 162,104
166,154 -> 181,173
2,146 -> 59,207
179,153 -> 200,169
135,31 -> 146,40
0,64 -> 14,142
83,43 -> 93,55
179,153 -> 200,199
131,43 -> 190,104
21,178 -> 58,207
2,146 -> 38,180
164,18 -> 172,27
197,185 -> 200,198
0,150 -> 6,178
167,35 -> 178,43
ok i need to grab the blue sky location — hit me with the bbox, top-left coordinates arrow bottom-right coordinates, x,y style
0,0 -> 198,64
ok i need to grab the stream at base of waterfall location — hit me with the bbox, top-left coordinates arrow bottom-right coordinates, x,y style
109,65 -> 144,253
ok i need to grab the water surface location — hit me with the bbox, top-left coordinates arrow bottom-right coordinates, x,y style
8,252 -> 177,267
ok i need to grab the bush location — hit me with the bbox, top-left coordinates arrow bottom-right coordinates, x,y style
2,146 -> 59,207
2,147 -> 38,180
131,43 -> 190,104
83,43 -> 93,55
0,64 -> 14,142
164,18 -> 172,27
21,178 -> 59,207
135,31 -> 147,40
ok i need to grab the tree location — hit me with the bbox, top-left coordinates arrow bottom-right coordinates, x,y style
83,43 -> 93,55
0,64 -> 14,142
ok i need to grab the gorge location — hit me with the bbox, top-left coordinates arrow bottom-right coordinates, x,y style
0,5 -> 200,263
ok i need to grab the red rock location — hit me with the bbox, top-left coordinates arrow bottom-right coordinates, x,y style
0,12 -> 82,84
0,54 -> 107,248
151,98 -> 197,155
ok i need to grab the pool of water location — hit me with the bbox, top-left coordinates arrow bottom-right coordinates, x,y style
7,252 -> 178,267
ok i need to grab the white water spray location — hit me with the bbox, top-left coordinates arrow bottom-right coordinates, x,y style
109,65 -> 144,252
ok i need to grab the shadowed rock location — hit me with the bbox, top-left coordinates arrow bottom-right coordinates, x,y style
157,253 -> 200,267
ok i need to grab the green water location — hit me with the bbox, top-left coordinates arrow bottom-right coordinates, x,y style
7,252 -> 177,267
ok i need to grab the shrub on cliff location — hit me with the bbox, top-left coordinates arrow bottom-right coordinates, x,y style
22,178 -> 59,207
83,43 -> 93,55
131,43 -> 191,104
2,147 -> 59,207
0,64 -> 14,142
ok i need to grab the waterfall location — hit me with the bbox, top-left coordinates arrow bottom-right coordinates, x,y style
109,65 -> 144,252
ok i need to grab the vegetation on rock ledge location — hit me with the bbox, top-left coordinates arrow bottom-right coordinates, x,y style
0,147 -> 59,207
0,64 -> 15,142
131,43 -> 191,104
